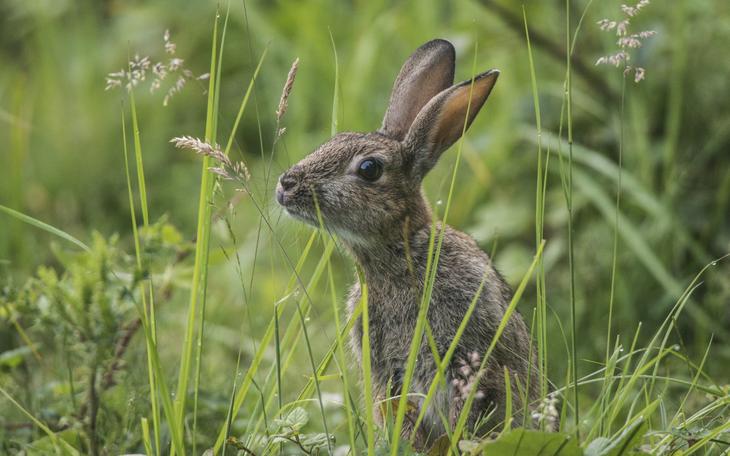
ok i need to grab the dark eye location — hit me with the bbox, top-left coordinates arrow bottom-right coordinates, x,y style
357,158 -> 383,181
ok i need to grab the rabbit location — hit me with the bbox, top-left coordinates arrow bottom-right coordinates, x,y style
276,39 -> 540,450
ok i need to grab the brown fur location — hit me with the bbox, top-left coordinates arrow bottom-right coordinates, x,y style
276,39 -> 540,450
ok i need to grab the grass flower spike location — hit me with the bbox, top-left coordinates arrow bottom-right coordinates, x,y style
596,0 -> 656,83
171,136 -> 250,182
105,30 -> 209,104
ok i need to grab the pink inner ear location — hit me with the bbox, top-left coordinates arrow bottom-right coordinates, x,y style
431,76 -> 496,151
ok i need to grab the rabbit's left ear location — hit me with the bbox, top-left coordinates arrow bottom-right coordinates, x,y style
380,39 -> 456,141
404,69 -> 499,178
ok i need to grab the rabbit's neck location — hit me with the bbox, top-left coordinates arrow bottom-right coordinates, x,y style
347,219 -> 439,284
341,191 -> 435,281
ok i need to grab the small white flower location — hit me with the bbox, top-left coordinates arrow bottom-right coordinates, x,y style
163,29 -> 177,55
597,19 -> 616,31
633,67 -> 646,82
618,37 -> 642,48
616,20 -> 630,36
104,78 -> 122,91
532,393 -> 559,430
168,58 -> 184,71
621,4 -> 637,17
152,62 -> 167,79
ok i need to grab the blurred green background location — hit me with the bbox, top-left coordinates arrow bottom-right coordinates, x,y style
1,0 -> 729,452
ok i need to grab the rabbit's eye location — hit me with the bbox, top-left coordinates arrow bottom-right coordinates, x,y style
357,158 -> 383,181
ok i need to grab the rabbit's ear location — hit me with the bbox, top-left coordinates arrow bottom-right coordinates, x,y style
380,39 -> 455,141
404,69 -> 499,178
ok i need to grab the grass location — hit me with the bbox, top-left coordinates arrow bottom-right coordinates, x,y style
1,0 -> 730,455
0,205 -> 90,252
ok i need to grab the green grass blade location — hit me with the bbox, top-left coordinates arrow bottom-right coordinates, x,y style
564,0 -> 579,436
0,204 -> 89,252
191,7 -> 229,453
503,366 -> 513,433
128,92 -> 150,228
174,9 -> 221,441
325,30 -> 357,453
358,270 -> 376,455
329,28 -> 340,136
0,386 -> 81,455
672,336 -> 713,428
141,418 -> 153,456
522,4 -> 549,403
121,107 -> 161,456
222,46 -> 268,157
140,317 -> 186,454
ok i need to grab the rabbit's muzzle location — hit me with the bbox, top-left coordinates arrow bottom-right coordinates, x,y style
276,167 -> 302,206
276,166 -> 320,226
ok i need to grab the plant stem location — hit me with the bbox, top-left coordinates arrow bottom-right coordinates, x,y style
565,0 -> 580,438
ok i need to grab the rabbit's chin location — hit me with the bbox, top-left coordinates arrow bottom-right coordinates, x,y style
283,206 -> 370,247
283,206 -> 319,226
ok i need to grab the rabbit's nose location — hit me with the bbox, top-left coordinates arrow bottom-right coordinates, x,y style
279,171 -> 298,191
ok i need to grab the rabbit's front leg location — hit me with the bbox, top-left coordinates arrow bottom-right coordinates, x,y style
371,375 -> 429,450
381,401 -> 428,451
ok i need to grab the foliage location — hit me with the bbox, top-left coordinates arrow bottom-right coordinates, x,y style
1,0 -> 729,454
226,407 -> 334,455
0,221 -> 185,454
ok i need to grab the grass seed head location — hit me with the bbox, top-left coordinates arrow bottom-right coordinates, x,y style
596,0 -> 655,82
105,30 -> 206,104
276,58 -> 299,123
171,136 -> 250,182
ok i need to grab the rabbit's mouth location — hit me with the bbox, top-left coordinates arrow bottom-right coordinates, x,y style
276,187 -> 319,226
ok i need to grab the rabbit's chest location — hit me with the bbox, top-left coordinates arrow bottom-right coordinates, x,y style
347,282 -> 432,377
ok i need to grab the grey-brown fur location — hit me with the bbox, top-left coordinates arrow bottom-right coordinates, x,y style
276,39 -> 540,449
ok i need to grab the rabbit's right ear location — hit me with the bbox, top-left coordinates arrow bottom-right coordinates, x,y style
403,69 -> 499,179
380,39 -> 456,141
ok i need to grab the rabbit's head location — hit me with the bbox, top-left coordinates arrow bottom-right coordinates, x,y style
276,39 -> 498,246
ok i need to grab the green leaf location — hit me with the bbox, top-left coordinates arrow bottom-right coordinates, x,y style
273,406 -> 309,432
299,432 -> 332,449
270,434 -> 292,444
585,438 -> 611,456
422,435 -> 452,455
480,429 -> 581,456
457,439 -> 480,455
585,418 -> 648,456
161,222 -> 183,245
25,428 -> 83,455
0,346 -> 31,368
